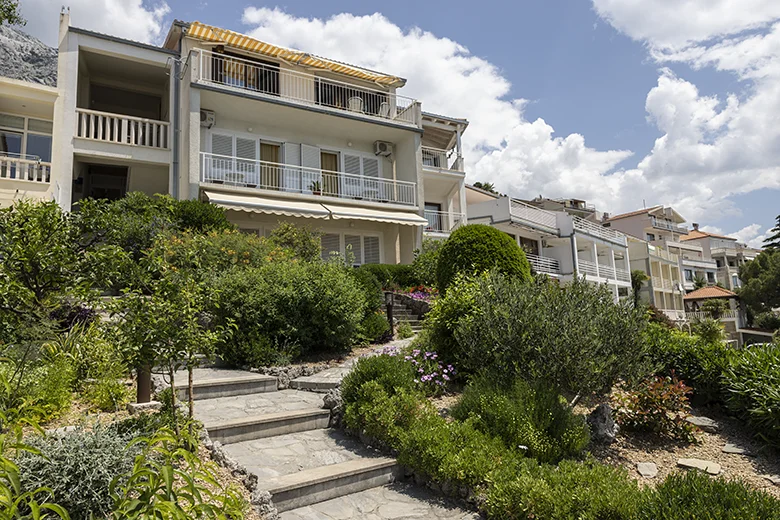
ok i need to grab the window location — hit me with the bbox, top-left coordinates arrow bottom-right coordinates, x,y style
684,269 -> 693,282
0,113 -> 53,180
715,259 -> 723,267
424,202 -> 442,232
319,233 -> 382,265
646,233 -> 656,241
519,236 -> 539,256
732,274 -> 739,288
707,272 -> 715,283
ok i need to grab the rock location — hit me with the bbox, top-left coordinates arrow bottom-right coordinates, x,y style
686,416 -> 719,433
587,403 -> 619,444
126,401 -> 163,414
323,388 -> 344,427
45,425 -> 77,436
0,26 -> 57,86
250,489 -> 279,520
761,474 -> 780,486
677,458 -> 721,475
151,374 -> 170,394
722,443 -> 752,456
637,462 -> 658,478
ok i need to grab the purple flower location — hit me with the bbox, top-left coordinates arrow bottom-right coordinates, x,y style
418,368 -> 424,373
443,374 -> 450,381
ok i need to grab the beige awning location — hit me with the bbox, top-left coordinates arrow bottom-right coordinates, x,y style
322,203 -> 428,226
203,191 -> 330,219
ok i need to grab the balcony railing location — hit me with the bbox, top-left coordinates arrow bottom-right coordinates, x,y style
527,253 -> 561,275
424,210 -> 464,234
196,50 -> 418,126
651,217 -> 687,233
686,310 -> 738,321
422,147 -> 462,172
616,267 -> 631,282
578,259 -> 600,277
599,265 -> 616,280
76,108 -> 170,149
574,217 -> 628,246
663,310 -> 686,321
200,152 -> 416,206
0,155 -> 51,184
651,247 -> 678,263
652,276 -> 674,291
509,199 -> 558,233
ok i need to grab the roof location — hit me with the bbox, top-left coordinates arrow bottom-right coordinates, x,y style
680,229 -> 737,242
185,21 -> 405,88
69,26 -> 178,55
422,112 -> 469,125
684,286 -> 738,300
605,206 -> 662,222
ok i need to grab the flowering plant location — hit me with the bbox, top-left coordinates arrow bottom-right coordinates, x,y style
403,285 -> 439,302
404,349 -> 455,396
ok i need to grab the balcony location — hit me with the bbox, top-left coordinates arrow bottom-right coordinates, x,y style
651,247 -> 678,263
0,155 -> 51,184
652,276 -> 675,291
663,310 -> 686,321
76,108 -> 170,150
509,199 -> 559,234
573,217 -> 628,246
651,217 -> 687,234
577,260 -> 631,282
682,257 -> 717,269
196,50 -> 419,127
424,210 -> 464,234
422,147 -> 463,174
527,253 -> 561,275
686,310 -> 739,321
200,152 -> 416,206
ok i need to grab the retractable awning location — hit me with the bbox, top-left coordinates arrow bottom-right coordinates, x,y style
202,191 -> 330,219
322,203 -> 428,226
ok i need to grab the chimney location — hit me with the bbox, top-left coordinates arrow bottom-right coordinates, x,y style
692,223 -> 699,231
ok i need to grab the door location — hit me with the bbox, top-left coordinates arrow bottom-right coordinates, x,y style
424,202 -> 442,232
85,165 -> 128,201
260,142 -> 281,190
320,151 -> 339,196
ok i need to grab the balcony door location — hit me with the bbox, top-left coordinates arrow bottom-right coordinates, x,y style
341,153 -> 381,201
320,151 -> 339,196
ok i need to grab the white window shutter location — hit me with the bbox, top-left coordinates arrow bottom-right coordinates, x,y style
364,236 -> 380,264
301,144 -> 321,194
211,133 -> 233,155
345,235 -> 362,265
283,143 -> 302,192
209,133 -> 234,182
321,233 -> 341,261
342,154 -> 362,198
235,137 -> 257,185
362,156 -> 380,200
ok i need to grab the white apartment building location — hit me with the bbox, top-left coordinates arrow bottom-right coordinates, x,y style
679,225 -> 760,291
466,187 -> 632,300
1,15 -> 472,265
628,237 -> 685,320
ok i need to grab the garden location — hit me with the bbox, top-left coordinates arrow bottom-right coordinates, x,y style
0,194 -> 779,519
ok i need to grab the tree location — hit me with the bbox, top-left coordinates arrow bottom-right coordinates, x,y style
739,249 -> 780,319
630,270 -> 648,308
267,222 -> 322,261
0,0 -> 24,26
693,275 -> 707,290
700,298 -> 728,319
764,214 -> 780,249
472,181 -> 498,194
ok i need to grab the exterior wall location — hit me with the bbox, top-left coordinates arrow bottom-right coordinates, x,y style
127,164 -> 169,195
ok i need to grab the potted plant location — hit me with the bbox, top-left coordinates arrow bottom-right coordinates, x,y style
310,180 -> 322,195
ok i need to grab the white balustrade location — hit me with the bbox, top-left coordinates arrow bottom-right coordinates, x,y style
197,50 -> 418,126
573,217 -> 628,246
599,265 -> 616,280
615,268 -> 631,282
578,259 -> 600,277
424,210 -> 464,233
0,155 -> 51,184
76,108 -> 170,149
527,253 -> 561,275
686,310 -> 738,320
422,147 -> 461,172
651,217 -> 687,233
509,199 -> 558,231
200,152 -> 416,206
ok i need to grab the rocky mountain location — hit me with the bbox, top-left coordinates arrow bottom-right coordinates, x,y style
0,25 -> 57,87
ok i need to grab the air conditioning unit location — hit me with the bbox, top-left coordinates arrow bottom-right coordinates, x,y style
374,140 -> 393,157
200,109 -> 216,128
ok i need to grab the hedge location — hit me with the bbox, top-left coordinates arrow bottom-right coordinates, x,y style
356,263 -> 418,289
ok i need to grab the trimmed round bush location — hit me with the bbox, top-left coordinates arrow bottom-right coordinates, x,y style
435,224 -> 531,291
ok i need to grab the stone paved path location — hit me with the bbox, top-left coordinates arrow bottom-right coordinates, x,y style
279,482 -> 480,520
196,390 -> 323,424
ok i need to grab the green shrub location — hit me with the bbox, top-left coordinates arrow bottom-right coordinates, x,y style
640,470 -> 780,520
357,264 -> 418,290
212,262 -> 367,366
451,376 -> 589,463
0,353 -> 75,422
341,354 -> 415,405
171,198 -> 234,232
436,224 -> 531,292
18,426 -> 140,519
267,222 -> 322,262
722,344 -> 780,447
613,375 -> 697,442
412,238 -> 444,287
753,311 -> 780,331
351,268 -> 390,343
690,317 -> 726,344
454,272 -> 650,397
396,322 -> 414,339
646,322 -> 731,403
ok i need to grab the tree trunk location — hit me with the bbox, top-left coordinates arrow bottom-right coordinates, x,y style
188,366 -> 195,437
136,364 -> 152,404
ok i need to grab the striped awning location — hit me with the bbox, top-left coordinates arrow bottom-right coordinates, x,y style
322,203 -> 429,226
187,21 -> 406,88
202,191 -> 330,219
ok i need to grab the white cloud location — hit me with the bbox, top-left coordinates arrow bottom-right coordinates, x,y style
730,223 -> 769,248
20,0 -> 170,47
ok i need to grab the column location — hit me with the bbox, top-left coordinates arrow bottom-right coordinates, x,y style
51,13 -> 77,211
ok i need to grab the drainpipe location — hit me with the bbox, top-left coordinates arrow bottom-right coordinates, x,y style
171,32 -> 183,199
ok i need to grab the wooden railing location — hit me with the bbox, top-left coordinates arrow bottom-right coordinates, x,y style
0,155 -> 51,184
76,108 -> 170,149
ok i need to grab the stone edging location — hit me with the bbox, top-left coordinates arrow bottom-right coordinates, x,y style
200,429 -> 280,520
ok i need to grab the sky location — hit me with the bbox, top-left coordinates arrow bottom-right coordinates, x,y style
18,0 -> 780,247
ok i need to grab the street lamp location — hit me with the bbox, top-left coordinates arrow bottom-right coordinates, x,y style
385,291 -> 394,336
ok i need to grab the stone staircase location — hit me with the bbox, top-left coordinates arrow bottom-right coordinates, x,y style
186,367 -> 477,519
384,293 -> 424,333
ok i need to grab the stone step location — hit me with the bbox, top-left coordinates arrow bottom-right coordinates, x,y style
265,457 -> 400,512
289,366 -> 349,392
176,373 -> 277,401
206,408 -> 330,444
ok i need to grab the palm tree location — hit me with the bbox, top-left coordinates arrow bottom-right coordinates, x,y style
631,270 -> 648,308
473,181 -> 498,194
693,275 -> 707,290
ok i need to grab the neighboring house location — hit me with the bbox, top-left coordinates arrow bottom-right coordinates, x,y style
683,285 -> 745,342
679,224 -> 760,291
467,187 -> 632,300
525,196 -> 602,222
0,14 -> 474,266
628,237 -> 685,320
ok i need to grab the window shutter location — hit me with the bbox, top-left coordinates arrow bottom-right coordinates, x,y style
342,154 -> 362,198
345,235 -> 362,265
211,133 -> 233,155
235,137 -> 257,185
209,133 -> 234,182
301,144 -> 321,194
283,142 -> 302,192
364,236 -> 380,264
362,156 -> 380,200
321,233 -> 341,261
